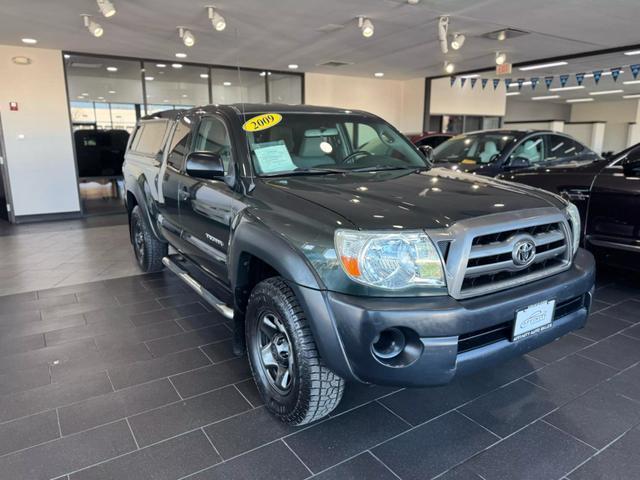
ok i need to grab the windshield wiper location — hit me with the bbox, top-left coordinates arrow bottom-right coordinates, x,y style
260,167 -> 348,177
348,165 -> 426,172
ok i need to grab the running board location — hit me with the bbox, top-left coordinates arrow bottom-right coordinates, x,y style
162,256 -> 234,319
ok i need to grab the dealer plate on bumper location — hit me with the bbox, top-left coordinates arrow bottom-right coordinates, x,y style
513,300 -> 555,341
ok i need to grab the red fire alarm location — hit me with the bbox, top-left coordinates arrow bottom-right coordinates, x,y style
9,102 -> 18,111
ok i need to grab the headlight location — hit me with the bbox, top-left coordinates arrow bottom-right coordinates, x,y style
565,203 -> 581,256
334,230 -> 445,290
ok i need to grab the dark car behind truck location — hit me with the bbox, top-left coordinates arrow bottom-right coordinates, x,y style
123,104 -> 595,425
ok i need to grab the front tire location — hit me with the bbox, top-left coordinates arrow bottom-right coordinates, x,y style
246,277 -> 344,425
130,205 -> 167,273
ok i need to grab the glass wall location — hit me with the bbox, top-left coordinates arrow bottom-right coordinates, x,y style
144,62 -> 210,114
268,72 -> 303,104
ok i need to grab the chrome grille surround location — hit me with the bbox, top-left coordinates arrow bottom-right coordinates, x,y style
426,207 -> 572,300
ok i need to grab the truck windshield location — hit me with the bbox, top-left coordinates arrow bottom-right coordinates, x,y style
432,132 -> 519,165
243,113 -> 427,176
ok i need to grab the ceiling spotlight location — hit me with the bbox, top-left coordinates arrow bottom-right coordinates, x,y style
495,51 -> 507,65
288,64 -> 299,70
358,16 -> 374,38
374,72 -> 384,78
106,66 -> 118,72
21,38 -> 37,44
96,0 -> 116,18
451,33 -> 465,50
81,15 -> 104,37
207,7 -> 226,31
177,27 -> 195,47
438,16 -> 449,54
175,52 -> 187,58
444,61 -> 455,74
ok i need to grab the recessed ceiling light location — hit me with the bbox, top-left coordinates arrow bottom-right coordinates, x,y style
97,96 -> 105,100
374,72 -> 384,78
288,64 -> 299,70
505,92 -> 520,96
81,93 -> 89,96
509,81 -> 532,88
223,81 -> 232,86
106,66 -> 118,72
108,90 -> 116,94
11,56 -> 32,65
623,94 -> 640,99
549,85 -> 584,92
156,63 -> 166,68
444,61 -> 455,74
623,80 -> 640,85
584,70 -> 623,78
589,89 -> 623,96
531,95 -> 560,100
172,63 -> 183,69
145,76 -> 154,81
200,73 -> 209,78
163,99 -> 169,103
182,94 -> 188,98
519,61 -> 568,71
566,98 -> 593,103
96,0 -> 116,18
624,50 -> 640,56
21,38 -> 37,44
175,52 -> 187,58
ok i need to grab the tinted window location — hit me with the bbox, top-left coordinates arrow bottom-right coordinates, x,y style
417,135 -> 450,149
167,120 -> 191,170
510,135 -> 545,165
135,121 -> 168,155
192,117 -> 232,174
432,133 -> 519,164
622,146 -> 640,165
546,135 -> 584,159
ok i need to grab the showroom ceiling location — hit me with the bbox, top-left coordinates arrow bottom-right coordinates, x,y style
2,0 -> 640,81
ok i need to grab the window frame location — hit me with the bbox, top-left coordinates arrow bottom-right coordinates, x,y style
165,117 -> 193,171
190,114 -> 236,177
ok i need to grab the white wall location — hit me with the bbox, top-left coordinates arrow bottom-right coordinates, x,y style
570,99 -> 640,152
305,73 -> 424,134
505,99 -> 571,122
429,77 -> 506,117
0,45 -> 79,217
504,120 -> 565,132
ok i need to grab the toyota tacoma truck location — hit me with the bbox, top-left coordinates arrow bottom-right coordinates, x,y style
123,104 -> 595,426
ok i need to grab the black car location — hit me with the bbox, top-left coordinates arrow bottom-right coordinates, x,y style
498,143 -> 640,270
123,104 -> 595,425
431,129 -> 600,176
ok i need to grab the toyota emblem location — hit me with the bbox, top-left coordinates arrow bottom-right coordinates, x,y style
512,238 -> 536,267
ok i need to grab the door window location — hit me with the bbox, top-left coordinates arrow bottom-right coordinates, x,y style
192,117 -> 233,174
510,135 -> 545,165
546,135 -> 584,160
167,119 -> 191,170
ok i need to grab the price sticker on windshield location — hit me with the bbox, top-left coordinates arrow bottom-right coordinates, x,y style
242,113 -> 283,132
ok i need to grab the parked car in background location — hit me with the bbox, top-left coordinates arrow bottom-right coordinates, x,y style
75,129 -> 130,178
498,143 -> 640,271
408,131 -> 453,150
430,130 -> 600,177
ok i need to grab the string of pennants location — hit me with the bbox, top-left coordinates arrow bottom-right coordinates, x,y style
450,64 -> 640,89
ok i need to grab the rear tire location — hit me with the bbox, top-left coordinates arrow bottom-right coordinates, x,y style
246,277 -> 344,425
130,205 -> 167,273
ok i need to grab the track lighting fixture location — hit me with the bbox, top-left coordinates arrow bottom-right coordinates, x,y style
444,61 -> 455,74
81,15 -> 104,37
358,17 -> 374,38
495,51 -> 507,65
177,27 -> 196,47
96,0 -> 116,18
451,33 -> 465,50
207,7 -> 226,31
438,16 -> 449,54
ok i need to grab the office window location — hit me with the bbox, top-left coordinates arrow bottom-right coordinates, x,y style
268,73 -> 302,104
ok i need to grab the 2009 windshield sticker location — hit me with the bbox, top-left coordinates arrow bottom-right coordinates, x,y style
242,113 -> 283,132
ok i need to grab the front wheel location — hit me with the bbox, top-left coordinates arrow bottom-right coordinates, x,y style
246,277 -> 344,425
130,205 -> 167,273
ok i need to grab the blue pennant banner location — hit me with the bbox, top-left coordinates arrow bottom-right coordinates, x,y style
544,76 -> 554,89
559,74 -> 570,87
517,78 -> 525,90
504,78 -> 512,88
632,64 -> 640,79
460,77 -> 467,88
481,78 -> 489,89
493,78 -> 500,90
611,67 -> 622,81
530,77 -> 539,90
575,73 -> 585,86
470,78 -> 478,89
593,70 -> 603,84
450,76 -> 456,86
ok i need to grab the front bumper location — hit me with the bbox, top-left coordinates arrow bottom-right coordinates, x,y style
292,248 -> 595,387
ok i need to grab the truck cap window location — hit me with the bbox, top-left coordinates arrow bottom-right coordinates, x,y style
433,132 -> 518,165
243,113 -> 427,176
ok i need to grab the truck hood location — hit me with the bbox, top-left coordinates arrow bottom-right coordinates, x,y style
261,167 -> 565,230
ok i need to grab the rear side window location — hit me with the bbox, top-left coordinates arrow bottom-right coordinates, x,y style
546,134 -> 584,159
134,121 -> 168,155
167,119 -> 191,170
129,125 -> 144,151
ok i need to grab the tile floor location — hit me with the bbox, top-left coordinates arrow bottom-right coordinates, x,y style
0,265 -> 638,479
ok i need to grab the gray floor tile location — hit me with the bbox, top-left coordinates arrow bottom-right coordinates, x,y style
0,339 -> 97,376
373,411 -> 497,480
0,365 -> 51,396
593,285 -> 637,305
145,324 -> 231,357
156,292 -> 202,308
574,312 -> 632,341
545,385 -> 640,449
200,340 -> 239,364
459,379 -> 562,438
568,426 -> 640,480
0,332 -> 45,358
176,312 -> 227,330
622,322 -> 640,339
0,420 -> 136,480
467,421 -> 595,480
69,430 -> 221,480
0,313 -> 86,338
578,334 -> 640,370
169,357 -> 252,397
234,379 -> 263,407
204,406 -> 296,459
312,452 -> 398,480
92,320 -> 184,349
331,382 -> 400,416
0,410 -> 60,456
607,363 -> 640,401
107,348 -> 211,390
599,299 -> 640,323
58,379 -> 180,435
528,333 -> 594,364
0,293 -> 78,315
286,402 -> 409,473
128,386 -> 251,447
436,465 -> 486,480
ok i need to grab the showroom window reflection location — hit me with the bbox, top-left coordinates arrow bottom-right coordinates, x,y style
144,62 -> 209,115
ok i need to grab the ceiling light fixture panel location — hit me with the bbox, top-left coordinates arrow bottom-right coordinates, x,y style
519,61 -> 568,71
589,89 -> 623,95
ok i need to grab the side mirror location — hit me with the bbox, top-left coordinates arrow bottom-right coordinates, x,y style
185,151 -> 225,179
507,156 -> 531,169
418,145 -> 434,166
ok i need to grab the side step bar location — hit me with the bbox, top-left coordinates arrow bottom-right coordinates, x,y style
162,256 -> 234,319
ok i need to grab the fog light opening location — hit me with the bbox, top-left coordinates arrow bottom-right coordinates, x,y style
371,327 -> 423,367
372,328 -> 406,360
